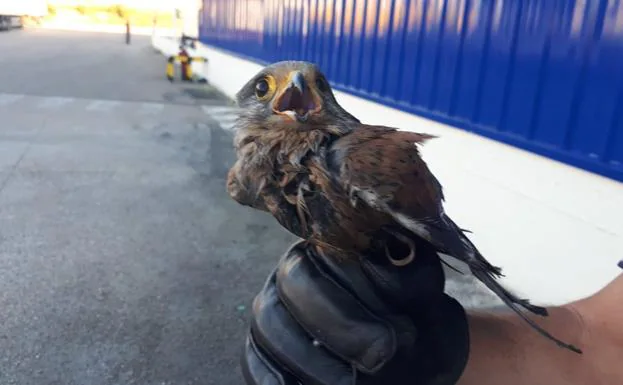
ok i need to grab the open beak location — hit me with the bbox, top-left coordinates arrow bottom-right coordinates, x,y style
272,71 -> 321,123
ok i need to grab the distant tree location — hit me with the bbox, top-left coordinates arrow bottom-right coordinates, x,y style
113,4 -> 128,20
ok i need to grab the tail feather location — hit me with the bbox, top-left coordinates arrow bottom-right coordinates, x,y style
440,214 -> 503,278
437,214 -> 583,354
471,266 -> 582,354
440,259 -> 464,275
440,214 -> 546,315
389,209 -> 583,353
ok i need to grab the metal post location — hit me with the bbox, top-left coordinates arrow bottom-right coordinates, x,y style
125,20 -> 131,45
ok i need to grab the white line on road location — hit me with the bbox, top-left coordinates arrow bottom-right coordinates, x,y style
38,97 -> 74,109
220,122 -> 237,132
216,114 -> 239,123
85,100 -> 121,111
139,102 -> 165,113
201,105 -> 241,132
0,93 -> 24,106
201,105 -> 241,115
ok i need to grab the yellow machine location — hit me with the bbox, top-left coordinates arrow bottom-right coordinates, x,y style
166,50 -> 207,83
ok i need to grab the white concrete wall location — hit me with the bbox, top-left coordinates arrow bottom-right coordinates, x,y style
187,42 -> 623,306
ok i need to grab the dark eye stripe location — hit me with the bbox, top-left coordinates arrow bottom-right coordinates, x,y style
315,77 -> 328,92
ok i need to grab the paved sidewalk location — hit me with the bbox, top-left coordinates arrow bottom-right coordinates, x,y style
0,29 -> 296,385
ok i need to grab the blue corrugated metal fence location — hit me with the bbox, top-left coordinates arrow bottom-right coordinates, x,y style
199,0 -> 623,183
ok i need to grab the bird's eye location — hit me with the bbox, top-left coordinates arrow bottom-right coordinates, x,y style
316,77 -> 328,93
255,78 -> 270,99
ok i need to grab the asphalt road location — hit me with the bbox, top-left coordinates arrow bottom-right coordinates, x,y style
0,29 -> 499,385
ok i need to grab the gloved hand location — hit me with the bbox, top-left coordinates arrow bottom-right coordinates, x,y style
240,239 -> 470,385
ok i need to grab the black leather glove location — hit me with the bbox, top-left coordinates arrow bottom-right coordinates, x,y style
241,239 -> 470,385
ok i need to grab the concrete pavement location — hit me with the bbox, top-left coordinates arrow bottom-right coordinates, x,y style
0,28 -> 499,385
0,29 -> 298,385
0,28 -> 214,104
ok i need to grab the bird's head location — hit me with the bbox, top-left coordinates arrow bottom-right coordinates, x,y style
234,61 -> 359,132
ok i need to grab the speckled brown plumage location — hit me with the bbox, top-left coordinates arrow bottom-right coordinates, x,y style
226,60 -> 581,354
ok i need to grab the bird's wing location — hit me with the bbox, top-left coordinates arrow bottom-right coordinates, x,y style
332,126 -> 534,309
330,125 -> 494,268
329,126 -> 584,353
330,125 -> 447,239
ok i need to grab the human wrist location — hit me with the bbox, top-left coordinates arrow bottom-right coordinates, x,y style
458,304 -> 589,385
